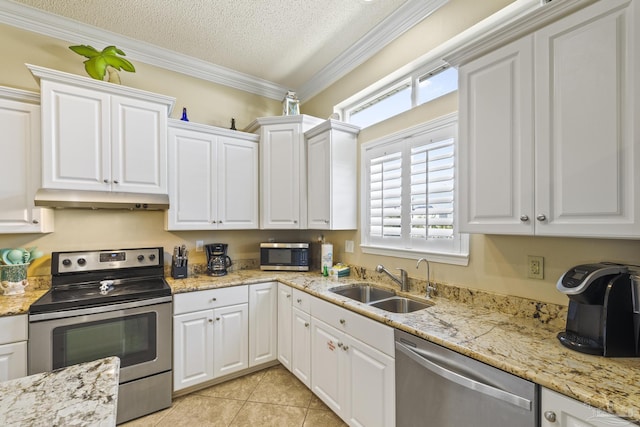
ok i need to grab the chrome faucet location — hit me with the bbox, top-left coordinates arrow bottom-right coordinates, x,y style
417,258 -> 436,299
376,264 -> 408,292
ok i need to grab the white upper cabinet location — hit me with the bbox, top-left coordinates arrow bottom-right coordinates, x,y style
247,115 -> 324,229
457,0 -> 640,238
166,120 -> 258,230
305,120 -> 360,230
28,65 -> 175,195
0,88 -> 53,233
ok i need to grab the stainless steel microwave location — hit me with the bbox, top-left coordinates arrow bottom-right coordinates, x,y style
260,243 -> 309,271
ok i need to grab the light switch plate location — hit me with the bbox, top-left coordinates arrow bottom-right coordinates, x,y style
196,240 -> 203,252
345,240 -> 354,253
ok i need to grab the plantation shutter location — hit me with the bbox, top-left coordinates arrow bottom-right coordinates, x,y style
369,151 -> 403,238
410,138 -> 455,241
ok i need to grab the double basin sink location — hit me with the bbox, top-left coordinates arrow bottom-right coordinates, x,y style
329,283 -> 433,313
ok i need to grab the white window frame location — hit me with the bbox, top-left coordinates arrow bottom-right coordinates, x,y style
360,112 -> 469,266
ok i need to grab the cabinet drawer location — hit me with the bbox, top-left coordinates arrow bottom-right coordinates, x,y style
292,288 -> 311,313
311,297 -> 394,357
0,315 -> 27,344
174,286 -> 248,315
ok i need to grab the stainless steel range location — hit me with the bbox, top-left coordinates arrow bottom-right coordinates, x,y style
28,247 -> 173,424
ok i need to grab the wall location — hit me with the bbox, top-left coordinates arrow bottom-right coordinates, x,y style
301,0 -> 640,306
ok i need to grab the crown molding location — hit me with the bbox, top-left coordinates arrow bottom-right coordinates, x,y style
0,0 -> 289,100
296,0 -> 449,102
0,85 -> 39,104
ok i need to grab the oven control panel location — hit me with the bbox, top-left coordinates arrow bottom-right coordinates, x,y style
54,248 -> 163,273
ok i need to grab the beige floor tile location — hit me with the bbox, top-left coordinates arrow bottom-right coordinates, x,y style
195,370 -> 266,400
248,366 -> 312,407
307,393 -> 330,410
229,401 -> 307,427
156,395 -> 244,427
303,408 -> 348,427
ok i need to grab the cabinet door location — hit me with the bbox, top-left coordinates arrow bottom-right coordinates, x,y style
41,81 -> 111,191
248,282 -> 277,367
541,387 -> 635,427
346,335 -> 395,427
458,35 -> 535,234
311,317 -> 348,419
260,123 -> 301,228
173,310 -> 214,391
111,95 -> 168,194
291,307 -> 311,387
0,96 -> 53,233
166,127 -> 217,230
218,137 -> 259,229
307,132 -> 331,229
534,0 -> 640,238
0,341 -> 27,381
213,303 -> 248,378
277,283 -> 293,370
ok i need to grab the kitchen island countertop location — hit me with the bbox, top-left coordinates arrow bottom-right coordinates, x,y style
0,356 -> 119,426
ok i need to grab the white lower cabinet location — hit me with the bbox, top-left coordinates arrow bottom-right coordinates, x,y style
310,297 -> 395,427
173,286 -> 248,392
248,282 -> 277,367
277,283 -> 293,370
0,315 -> 28,381
291,307 -> 311,387
541,387 -> 635,427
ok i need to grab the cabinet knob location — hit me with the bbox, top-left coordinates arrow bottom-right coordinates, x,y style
297,298 -> 302,303
286,294 -> 291,298
519,215 -> 529,222
218,220 -> 222,224
103,179 -> 109,184
304,322 -> 309,327
536,214 -> 547,221
211,298 -> 217,302
208,318 -> 213,323
293,220 -> 298,224
543,411 -> 556,422
32,219 -> 39,224
339,319 -> 346,325
324,220 -> 329,224
337,342 -> 343,348
342,345 -> 349,351
113,180 -> 119,184
216,317 -> 220,321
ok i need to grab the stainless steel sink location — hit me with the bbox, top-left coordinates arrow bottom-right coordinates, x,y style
329,283 -> 396,303
369,297 -> 434,313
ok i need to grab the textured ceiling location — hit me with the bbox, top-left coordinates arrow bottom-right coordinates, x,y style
10,0 -> 407,89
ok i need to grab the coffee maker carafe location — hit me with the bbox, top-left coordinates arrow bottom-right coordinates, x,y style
205,243 -> 232,277
556,263 -> 637,357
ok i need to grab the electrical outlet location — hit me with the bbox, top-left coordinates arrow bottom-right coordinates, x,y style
527,255 -> 544,280
345,240 -> 354,253
196,240 -> 203,252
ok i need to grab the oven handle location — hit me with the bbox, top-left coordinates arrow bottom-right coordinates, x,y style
29,296 -> 173,322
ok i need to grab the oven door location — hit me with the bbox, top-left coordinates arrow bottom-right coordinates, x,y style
28,297 -> 172,384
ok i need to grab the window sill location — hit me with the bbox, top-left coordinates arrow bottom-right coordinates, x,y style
360,244 -> 469,266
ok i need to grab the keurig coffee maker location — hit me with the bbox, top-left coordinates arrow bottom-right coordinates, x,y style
205,243 -> 232,276
556,263 -> 638,357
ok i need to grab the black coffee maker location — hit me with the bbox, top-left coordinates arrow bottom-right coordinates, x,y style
205,243 -> 232,276
556,263 -> 638,357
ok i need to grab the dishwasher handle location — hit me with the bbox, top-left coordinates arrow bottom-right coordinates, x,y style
396,341 -> 532,411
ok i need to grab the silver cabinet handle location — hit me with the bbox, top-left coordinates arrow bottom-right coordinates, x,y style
211,298 -> 217,302
286,294 -> 291,298
536,214 -> 547,221
297,298 -> 302,303
216,317 -> 220,321
293,220 -> 298,224
304,322 -> 309,327
339,319 -> 346,325
396,341 -> 532,411
208,318 -> 213,323
32,219 -> 39,224
544,411 -> 556,422
520,215 -> 529,222
103,179 -> 109,183
337,342 -> 343,348
113,180 -> 119,184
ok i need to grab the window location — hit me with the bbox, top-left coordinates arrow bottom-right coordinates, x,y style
338,63 -> 458,129
361,113 -> 468,265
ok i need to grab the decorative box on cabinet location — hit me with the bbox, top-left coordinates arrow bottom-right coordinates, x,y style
247,115 -> 324,229
305,119 -> 360,230
0,315 -> 28,381
541,387 -> 635,427
166,120 -> 259,230
455,0 -> 640,238
173,286 -> 248,391
27,64 -> 175,195
0,87 -> 53,233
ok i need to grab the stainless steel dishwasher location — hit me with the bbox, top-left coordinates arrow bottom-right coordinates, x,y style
395,329 -> 539,427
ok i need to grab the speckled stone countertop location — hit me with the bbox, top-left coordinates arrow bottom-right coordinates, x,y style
4,269 -> 639,423
0,356 -> 119,426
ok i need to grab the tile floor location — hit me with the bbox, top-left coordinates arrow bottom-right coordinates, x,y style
121,365 -> 347,427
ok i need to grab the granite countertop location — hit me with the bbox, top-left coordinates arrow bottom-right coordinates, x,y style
0,356 -> 119,426
4,270 -> 639,423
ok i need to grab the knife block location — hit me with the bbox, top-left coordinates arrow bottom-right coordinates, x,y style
171,259 -> 188,279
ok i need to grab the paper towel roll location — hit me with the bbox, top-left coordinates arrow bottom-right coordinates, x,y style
321,243 -> 333,272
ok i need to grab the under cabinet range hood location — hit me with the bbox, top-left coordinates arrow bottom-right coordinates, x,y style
34,188 -> 170,210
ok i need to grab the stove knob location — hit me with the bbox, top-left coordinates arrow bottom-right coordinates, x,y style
62,259 -> 72,267
149,254 -> 156,261
137,255 -> 145,262
77,258 -> 86,266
